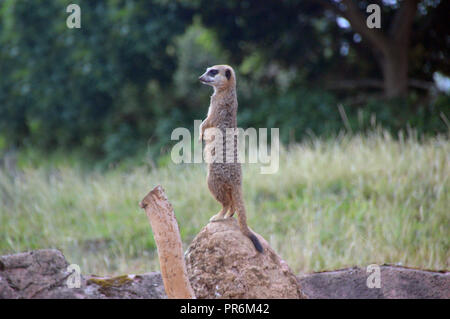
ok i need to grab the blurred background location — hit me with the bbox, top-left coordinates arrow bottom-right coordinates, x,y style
0,0 -> 449,165
0,0 -> 448,275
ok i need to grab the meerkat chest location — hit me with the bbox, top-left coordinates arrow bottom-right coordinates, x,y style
206,104 -> 213,117
208,102 -> 236,127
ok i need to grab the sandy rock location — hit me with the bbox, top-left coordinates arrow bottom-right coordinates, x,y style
185,218 -> 307,299
0,249 -> 166,299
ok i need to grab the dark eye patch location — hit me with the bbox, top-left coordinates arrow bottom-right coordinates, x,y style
207,69 -> 219,76
225,69 -> 231,80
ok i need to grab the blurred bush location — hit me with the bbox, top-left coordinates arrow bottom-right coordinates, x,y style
0,1 -> 448,167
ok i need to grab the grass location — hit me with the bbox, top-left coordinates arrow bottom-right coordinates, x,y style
0,131 -> 449,276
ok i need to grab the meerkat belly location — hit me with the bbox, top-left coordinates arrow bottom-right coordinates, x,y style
205,122 -> 240,178
208,162 -> 241,185
204,120 -> 238,161
207,162 -> 241,204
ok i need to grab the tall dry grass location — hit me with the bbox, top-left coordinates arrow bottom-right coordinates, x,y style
0,131 -> 448,275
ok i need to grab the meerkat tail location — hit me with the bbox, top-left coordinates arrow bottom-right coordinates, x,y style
231,187 -> 264,253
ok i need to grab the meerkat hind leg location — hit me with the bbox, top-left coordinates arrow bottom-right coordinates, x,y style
224,203 -> 235,219
209,204 -> 230,222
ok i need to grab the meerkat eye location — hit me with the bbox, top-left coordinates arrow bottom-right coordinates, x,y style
207,69 -> 219,77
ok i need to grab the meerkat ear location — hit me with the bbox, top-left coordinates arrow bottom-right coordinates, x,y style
225,69 -> 231,80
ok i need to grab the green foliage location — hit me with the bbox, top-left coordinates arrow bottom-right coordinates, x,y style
173,17 -> 229,111
0,0 -> 192,161
239,88 -> 340,143
0,1 -> 448,165
239,88 -> 450,144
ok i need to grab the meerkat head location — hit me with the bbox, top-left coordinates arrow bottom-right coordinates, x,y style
198,65 -> 235,91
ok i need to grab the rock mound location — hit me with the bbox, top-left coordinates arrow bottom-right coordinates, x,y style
185,218 -> 307,299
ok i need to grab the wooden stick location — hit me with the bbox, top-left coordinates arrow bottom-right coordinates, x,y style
139,185 -> 195,299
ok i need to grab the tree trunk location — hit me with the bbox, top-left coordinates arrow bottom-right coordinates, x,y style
380,44 -> 409,98
324,0 -> 419,98
139,185 -> 195,299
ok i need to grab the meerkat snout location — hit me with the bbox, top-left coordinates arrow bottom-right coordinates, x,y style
198,68 -> 218,86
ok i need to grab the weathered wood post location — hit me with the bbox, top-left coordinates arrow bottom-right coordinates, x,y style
139,185 -> 195,299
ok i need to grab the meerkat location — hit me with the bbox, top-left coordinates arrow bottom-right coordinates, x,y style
198,64 -> 263,253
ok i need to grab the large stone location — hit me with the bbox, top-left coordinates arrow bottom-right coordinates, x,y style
185,218 -> 307,299
298,265 -> 449,299
0,249 -> 166,299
